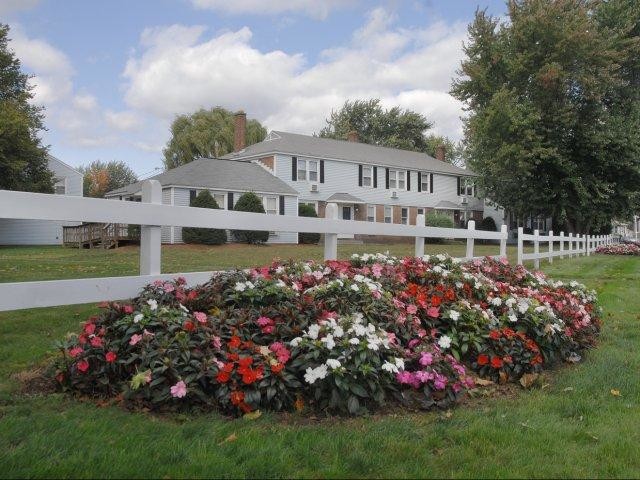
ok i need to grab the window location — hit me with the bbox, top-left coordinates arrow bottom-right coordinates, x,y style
401,207 -> 408,225
417,208 -> 424,215
263,196 -> 278,215
384,206 -> 393,223
367,205 -> 375,222
308,161 -> 318,182
420,173 -> 431,193
211,192 -> 226,209
54,179 -> 66,195
296,159 -> 318,182
297,159 -> 307,181
460,178 -> 475,196
189,189 -> 197,204
300,201 -> 317,213
362,166 -> 373,187
389,170 -> 406,190
531,216 -> 547,232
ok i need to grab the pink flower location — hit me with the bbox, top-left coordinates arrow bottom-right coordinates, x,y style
372,290 -> 382,299
122,305 -> 134,314
153,280 -> 164,287
193,311 -> 207,324
371,263 -> 383,278
406,304 -> 418,315
129,334 -> 143,346
396,370 -> 414,385
433,374 -> 447,390
163,283 -> 175,293
426,306 -> 440,318
69,346 -> 83,358
419,352 -> 433,366
212,336 -> 222,349
170,380 -> 187,398
262,325 -> 275,334
90,336 -> 103,348
392,297 -> 405,309
105,351 -> 117,363
76,359 -> 90,373
257,316 -> 273,327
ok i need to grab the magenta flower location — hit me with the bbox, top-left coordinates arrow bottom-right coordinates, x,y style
170,380 -> 187,398
419,352 -> 433,366
257,316 -> 273,327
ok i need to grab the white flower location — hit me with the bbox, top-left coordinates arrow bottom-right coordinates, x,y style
312,271 -> 324,280
147,299 -> 158,311
354,274 -> 365,282
290,337 -> 302,347
321,334 -> 335,350
304,364 -> 328,384
437,335 -> 452,350
508,313 -> 518,323
449,310 -> 460,321
245,281 -> 255,289
505,298 -> 517,307
333,326 -> 344,338
517,301 -> 529,314
349,338 -> 360,345
234,282 -> 246,292
352,324 -> 367,337
179,304 -> 189,313
436,254 -> 447,262
381,361 -> 399,373
394,357 -> 405,370
307,324 -> 321,340
133,313 -> 144,324
490,297 -> 503,307
275,266 -> 285,274
350,284 -> 360,292
276,279 -> 287,288
325,359 -> 341,370
366,341 -> 380,351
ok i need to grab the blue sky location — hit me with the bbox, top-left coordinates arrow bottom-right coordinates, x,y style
3,0 -> 507,177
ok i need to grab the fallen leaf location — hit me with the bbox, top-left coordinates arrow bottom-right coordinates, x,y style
443,410 -> 453,418
243,410 -> 262,421
474,377 -> 494,387
294,397 -> 305,412
563,387 -> 574,392
610,389 -> 621,397
218,433 -> 237,445
519,373 -> 540,389
498,370 -> 508,384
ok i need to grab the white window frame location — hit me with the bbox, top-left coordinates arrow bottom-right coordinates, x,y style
420,172 -> 431,193
389,169 -> 406,190
297,159 -> 307,181
384,205 -> 393,224
297,159 -> 319,183
367,205 -> 375,222
308,160 -> 318,182
210,191 -> 226,210
299,201 -> 317,213
401,207 -> 408,225
460,178 -> 475,197
362,166 -> 373,187
54,178 -> 66,195
262,196 -> 278,215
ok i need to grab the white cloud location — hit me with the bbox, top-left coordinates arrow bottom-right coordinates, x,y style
189,0 -> 355,19
122,8 -> 468,141
0,0 -> 40,16
105,110 -> 141,131
73,93 -> 98,111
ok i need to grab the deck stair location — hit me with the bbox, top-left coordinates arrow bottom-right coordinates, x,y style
63,223 -> 139,248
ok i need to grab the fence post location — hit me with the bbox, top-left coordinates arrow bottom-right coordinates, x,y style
517,227 -> 524,266
559,231 -> 565,259
414,213 -> 425,258
499,224 -> 507,259
533,229 -> 540,270
568,233 -> 574,258
548,230 -> 554,264
323,202 -> 339,261
586,234 -> 590,256
140,180 -> 162,276
466,220 -> 475,259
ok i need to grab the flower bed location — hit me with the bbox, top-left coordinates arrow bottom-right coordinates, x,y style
53,254 -> 601,416
595,243 -> 640,255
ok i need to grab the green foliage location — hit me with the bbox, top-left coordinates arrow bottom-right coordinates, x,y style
163,107 -> 266,169
79,160 -> 138,198
298,204 -> 320,244
425,213 -> 455,244
0,24 -> 54,193
451,1 -> 640,233
232,192 -> 270,244
182,191 -> 227,245
478,216 -> 497,232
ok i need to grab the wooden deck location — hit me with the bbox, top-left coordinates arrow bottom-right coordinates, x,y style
62,223 -> 139,248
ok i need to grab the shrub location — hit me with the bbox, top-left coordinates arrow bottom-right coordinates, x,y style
477,216 -> 498,244
182,191 -> 227,245
232,192 -> 270,244
298,204 -> 321,244
425,213 -> 454,243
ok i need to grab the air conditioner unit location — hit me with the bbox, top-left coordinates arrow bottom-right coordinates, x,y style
310,183 -> 319,192
461,196 -> 469,205
391,191 -> 399,199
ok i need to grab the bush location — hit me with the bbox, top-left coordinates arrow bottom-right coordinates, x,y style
232,192 -> 270,244
477,216 -> 498,244
182,191 -> 227,245
54,254 -> 601,417
425,213 -> 454,243
298,204 -> 320,244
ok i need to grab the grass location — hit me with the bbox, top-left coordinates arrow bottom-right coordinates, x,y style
0,245 -> 639,478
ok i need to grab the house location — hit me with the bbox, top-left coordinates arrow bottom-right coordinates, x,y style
105,157 -> 299,244
0,155 -> 82,245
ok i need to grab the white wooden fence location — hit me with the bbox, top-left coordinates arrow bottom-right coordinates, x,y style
0,181 -> 508,311
516,227 -> 618,269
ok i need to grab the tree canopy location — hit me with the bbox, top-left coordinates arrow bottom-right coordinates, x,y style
451,0 -> 640,233
79,160 -> 138,198
318,99 -> 463,165
0,24 -> 54,193
163,107 -> 267,170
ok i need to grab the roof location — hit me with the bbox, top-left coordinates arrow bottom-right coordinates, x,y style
47,154 -> 82,176
222,131 -> 476,176
326,192 -> 365,204
106,157 -> 298,197
435,200 -> 465,210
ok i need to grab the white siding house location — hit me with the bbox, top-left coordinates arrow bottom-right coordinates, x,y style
0,155 -> 82,245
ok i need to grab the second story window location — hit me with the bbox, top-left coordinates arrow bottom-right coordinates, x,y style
389,170 -> 406,190
459,178 -> 475,196
296,159 -> 318,182
362,166 -> 373,187
420,173 -> 431,193
297,160 -> 307,181
308,161 -> 318,182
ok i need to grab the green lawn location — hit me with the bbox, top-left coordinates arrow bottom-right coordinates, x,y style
0,246 -> 639,478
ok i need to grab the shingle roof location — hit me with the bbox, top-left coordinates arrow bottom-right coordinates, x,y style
105,157 -> 298,196
326,193 -> 366,204
222,131 -> 476,176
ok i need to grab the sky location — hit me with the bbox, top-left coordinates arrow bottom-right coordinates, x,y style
2,0 -> 507,177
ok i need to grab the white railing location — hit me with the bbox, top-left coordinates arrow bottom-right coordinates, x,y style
516,227 -> 618,269
0,180 -> 508,311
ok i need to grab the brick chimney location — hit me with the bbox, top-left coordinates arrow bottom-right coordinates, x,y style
347,130 -> 359,142
234,111 -> 246,152
435,144 -> 446,161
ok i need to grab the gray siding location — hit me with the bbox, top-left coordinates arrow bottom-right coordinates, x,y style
161,188 -> 172,243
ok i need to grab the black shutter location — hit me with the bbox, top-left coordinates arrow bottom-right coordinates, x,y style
457,177 -> 461,195
358,164 -> 363,186
417,172 -> 422,192
373,166 -> 378,188
407,171 -> 411,191
320,160 -> 325,183
385,168 -> 390,189
227,192 -> 234,210
279,196 -> 285,215
430,174 -> 433,194
189,189 -> 196,205
292,157 -> 297,181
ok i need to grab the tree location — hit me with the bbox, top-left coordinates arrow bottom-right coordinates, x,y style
0,24 -> 53,192
182,191 -> 227,245
232,192 -> 270,244
79,160 -> 138,198
451,1 -> 640,233
424,134 -> 465,167
163,107 -> 267,170
298,204 -> 320,244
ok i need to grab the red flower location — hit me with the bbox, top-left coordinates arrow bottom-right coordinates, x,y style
490,356 -> 504,369
77,359 -> 90,373
477,354 -> 489,366
69,346 -> 83,358
241,368 -> 260,385
489,330 -> 501,340
238,356 -> 253,369
216,371 -> 231,383
183,320 -> 196,332
78,334 -> 88,345
105,351 -> 117,363
239,401 -> 252,413
83,322 -> 96,335
228,336 -> 241,349
90,336 -> 103,348
531,354 -> 543,365
503,328 -> 516,339
444,288 -> 455,301
271,363 -> 285,374
431,295 -> 442,307
222,362 -> 234,373
230,390 -> 245,405
227,353 -> 239,362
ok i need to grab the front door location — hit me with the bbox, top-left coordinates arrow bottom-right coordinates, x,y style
342,206 -> 352,220
338,205 -> 355,239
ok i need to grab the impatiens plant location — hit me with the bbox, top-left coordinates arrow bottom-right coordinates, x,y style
53,253 -> 602,417
595,243 -> 640,255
